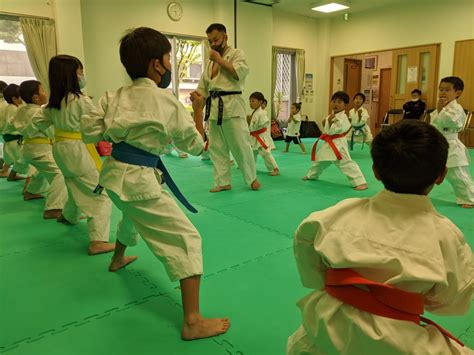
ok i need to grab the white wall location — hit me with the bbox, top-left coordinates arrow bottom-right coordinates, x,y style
0,0 -> 53,18
53,0 -> 85,63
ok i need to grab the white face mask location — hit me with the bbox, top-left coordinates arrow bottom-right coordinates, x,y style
411,98 -> 419,102
78,74 -> 87,89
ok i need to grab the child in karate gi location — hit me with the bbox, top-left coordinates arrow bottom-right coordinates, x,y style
348,92 -> 373,148
248,92 -> 279,176
303,91 -> 367,190
282,102 -> 306,154
28,55 -> 114,255
81,27 -> 230,340
288,119 -> 473,354
430,76 -> 474,208
15,80 -> 67,219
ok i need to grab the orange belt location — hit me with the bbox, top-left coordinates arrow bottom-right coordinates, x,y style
325,268 -> 464,347
250,127 -> 268,150
311,132 -> 348,161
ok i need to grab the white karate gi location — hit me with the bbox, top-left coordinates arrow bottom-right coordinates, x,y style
14,104 -> 67,211
348,107 -> 373,143
28,94 -> 111,242
197,46 -> 256,187
431,99 -> 474,205
305,111 -> 366,187
288,189 -> 473,355
249,107 -> 278,172
287,113 -> 302,140
82,78 -> 204,281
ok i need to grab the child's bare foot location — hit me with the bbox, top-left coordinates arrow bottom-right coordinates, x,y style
109,255 -> 138,271
0,171 -> 9,178
182,315 -> 230,340
461,204 -> 474,209
229,160 -> 235,165
88,241 -> 116,255
251,179 -> 261,190
23,191 -> 44,201
179,153 -> 188,159
7,174 -> 25,181
57,214 -> 73,225
44,209 -> 62,219
354,184 -> 368,191
302,176 -> 310,181
269,168 -> 280,176
301,151 -> 307,155
209,185 -> 232,193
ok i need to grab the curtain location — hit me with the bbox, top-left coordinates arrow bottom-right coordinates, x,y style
271,47 -> 278,119
20,17 -> 57,92
295,49 -> 305,102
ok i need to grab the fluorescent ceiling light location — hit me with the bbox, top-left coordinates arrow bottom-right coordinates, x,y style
312,3 -> 349,13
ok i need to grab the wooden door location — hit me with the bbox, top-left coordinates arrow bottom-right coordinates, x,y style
343,59 -> 362,112
454,39 -> 474,147
390,44 -> 439,111
375,68 -> 392,134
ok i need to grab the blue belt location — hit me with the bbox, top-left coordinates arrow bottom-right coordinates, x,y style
111,142 -> 197,213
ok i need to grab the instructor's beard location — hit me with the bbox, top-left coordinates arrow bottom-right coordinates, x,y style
211,40 -> 226,54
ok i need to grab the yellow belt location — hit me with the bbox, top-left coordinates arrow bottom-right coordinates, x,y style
23,137 -> 53,145
54,129 -> 102,171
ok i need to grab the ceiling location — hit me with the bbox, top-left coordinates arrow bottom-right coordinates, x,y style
243,0 -> 420,19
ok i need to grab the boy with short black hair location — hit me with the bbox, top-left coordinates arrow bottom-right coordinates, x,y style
431,76 -> 474,208
288,119 -> 473,354
303,91 -> 367,190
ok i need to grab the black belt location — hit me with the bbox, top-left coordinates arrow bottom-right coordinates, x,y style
204,90 -> 242,126
3,134 -> 22,143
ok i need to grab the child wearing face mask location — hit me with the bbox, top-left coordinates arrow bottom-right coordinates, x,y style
81,27 -> 230,340
403,89 -> 426,119
28,55 -> 115,255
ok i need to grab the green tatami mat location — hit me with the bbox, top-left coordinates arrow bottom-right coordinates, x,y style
0,140 -> 473,354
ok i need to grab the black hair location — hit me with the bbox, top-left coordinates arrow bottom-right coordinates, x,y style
3,84 -> 20,104
47,55 -> 83,110
440,76 -> 464,91
249,91 -> 265,102
120,27 -> 171,80
20,80 -> 42,104
331,91 -> 349,104
206,23 -> 227,34
411,89 -> 422,95
292,102 -> 302,112
353,92 -> 366,102
0,81 -> 7,94
371,120 -> 448,194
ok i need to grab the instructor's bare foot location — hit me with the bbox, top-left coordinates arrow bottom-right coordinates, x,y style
251,179 -> 261,190
354,183 -> 368,191
109,255 -> 138,271
209,185 -> 232,193
461,204 -> 474,209
88,241 -> 116,255
182,315 -> 230,340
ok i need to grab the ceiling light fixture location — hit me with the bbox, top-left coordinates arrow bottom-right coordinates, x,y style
312,2 -> 349,13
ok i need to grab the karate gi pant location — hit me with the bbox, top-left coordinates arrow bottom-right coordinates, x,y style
446,166 -> 474,205
107,189 -> 203,282
209,117 -> 256,187
3,141 -> 30,175
23,143 -> 67,211
254,147 -> 278,172
53,141 -> 111,242
306,159 -> 366,187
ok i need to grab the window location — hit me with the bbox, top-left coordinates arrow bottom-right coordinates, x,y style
0,15 -> 36,84
273,50 -> 296,121
167,35 -> 204,111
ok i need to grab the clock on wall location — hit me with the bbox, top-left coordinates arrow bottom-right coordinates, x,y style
167,2 -> 183,21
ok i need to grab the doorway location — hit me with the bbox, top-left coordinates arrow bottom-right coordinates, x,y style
343,59 -> 362,112
376,68 -> 392,134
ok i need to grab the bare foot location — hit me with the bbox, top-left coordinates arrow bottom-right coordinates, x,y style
182,316 -> 230,340
88,242 -> 116,255
23,191 -> 44,201
44,209 -> 62,219
109,255 -> 138,271
461,204 -> 474,209
269,169 -> 280,176
354,184 -> 368,191
251,179 -> 261,190
229,160 -> 235,165
179,153 -> 188,159
282,150 -> 288,153
302,176 -> 310,181
0,172 -> 9,178
301,151 -> 307,155
7,174 -> 25,181
209,185 -> 232,193
57,214 -> 73,225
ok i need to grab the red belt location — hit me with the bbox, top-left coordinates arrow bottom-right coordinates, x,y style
325,268 -> 464,347
311,131 -> 348,161
250,127 -> 268,150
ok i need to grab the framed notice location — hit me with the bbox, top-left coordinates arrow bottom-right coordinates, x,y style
407,66 -> 418,83
364,55 -> 378,70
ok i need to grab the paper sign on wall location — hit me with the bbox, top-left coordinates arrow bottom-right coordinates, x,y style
304,73 -> 313,90
407,66 -> 418,83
